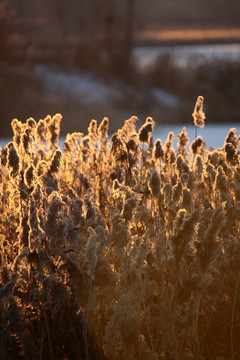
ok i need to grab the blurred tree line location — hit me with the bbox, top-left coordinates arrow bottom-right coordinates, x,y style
0,0 -> 240,136
1,0 -> 240,74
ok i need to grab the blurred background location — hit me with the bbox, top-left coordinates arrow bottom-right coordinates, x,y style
1,0 -> 240,138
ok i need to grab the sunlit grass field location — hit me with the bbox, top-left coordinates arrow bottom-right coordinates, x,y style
0,98 -> 240,359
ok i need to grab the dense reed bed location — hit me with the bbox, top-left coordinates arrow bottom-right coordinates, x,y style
0,98 -> 240,359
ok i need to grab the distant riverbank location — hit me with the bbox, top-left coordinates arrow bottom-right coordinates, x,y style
135,27 -> 240,46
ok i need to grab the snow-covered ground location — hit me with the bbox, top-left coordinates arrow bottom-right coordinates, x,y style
34,64 -> 180,108
33,42 -> 240,109
134,43 -> 240,70
34,65 -> 114,104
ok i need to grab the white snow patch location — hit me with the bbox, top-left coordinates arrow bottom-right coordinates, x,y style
152,88 -> 180,107
134,43 -> 240,70
34,65 -> 116,103
34,64 -> 180,108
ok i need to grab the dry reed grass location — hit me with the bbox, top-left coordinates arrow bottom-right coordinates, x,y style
0,98 -> 240,359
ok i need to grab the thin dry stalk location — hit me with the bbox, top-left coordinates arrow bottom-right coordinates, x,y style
231,269 -> 240,360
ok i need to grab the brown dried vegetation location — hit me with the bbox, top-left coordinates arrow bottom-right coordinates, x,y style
0,104 -> 240,359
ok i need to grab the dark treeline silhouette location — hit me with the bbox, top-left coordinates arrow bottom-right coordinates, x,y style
2,0 -> 240,68
0,0 -> 240,137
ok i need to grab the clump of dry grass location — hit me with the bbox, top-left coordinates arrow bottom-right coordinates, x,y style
0,100 -> 240,360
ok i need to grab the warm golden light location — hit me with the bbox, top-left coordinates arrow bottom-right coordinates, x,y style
0,105 -> 239,358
